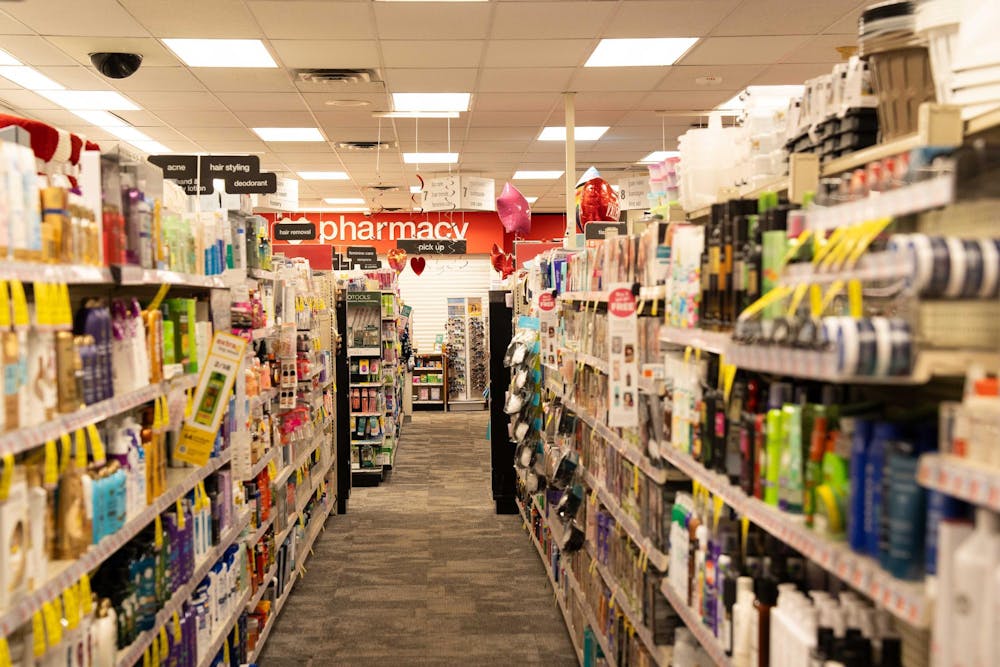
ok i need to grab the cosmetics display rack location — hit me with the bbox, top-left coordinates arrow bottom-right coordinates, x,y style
412,352 -> 447,410
445,296 -> 488,410
342,272 -> 406,484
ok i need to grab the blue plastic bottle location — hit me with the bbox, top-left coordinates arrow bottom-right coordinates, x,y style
864,421 -> 897,558
847,418 -> 872,552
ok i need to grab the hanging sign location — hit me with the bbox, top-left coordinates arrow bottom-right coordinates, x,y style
346,245 -> 380,269
396,239 -> 466,255
148,154 -> 279,195
460,176 -> 496,211
585,222 -> 627,240
607,284 -> 638,428
274,221 -> 316,242
422,175 -> 460,211
618,174 -> 651,211
261,177 -> 299,210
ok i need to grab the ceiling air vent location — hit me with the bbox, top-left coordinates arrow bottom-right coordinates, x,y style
295,68 -> 380,84
336,141 -> 396,151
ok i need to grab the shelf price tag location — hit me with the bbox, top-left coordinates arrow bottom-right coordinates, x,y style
79,574 -> 93,615
31,611 -> 45,658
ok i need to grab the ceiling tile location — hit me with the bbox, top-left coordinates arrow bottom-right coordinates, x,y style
17,109 -> 88,128
381,40 -> 482,69
473,92 -> 559,112
604,1 -> 740,38
384,67 -> 478,93
467,126 -> 538,141
570,67 -> 667,92
215,92 -> 306,112
232,110 -> 318,127
193,69 -> 296,93
1,36 -> 79,66
572,91 -> 647,111
639,89 -> 737,111
46,36 -> 179,67
478,68 -> 573,93
0,89 -> 60,110
374,3 -> 491,40
269,40 -> 379,70
119,0 -> 262,38
824,3 -> 867,34
659,64 -> 766,91
492,2 -> 614,39
2,0 -> 148,37
467,110 -> 552,127
151,110 -> 240,127
681,36 -> 811,66
313,109 -> 386,129
112,67 -> 206,92
128,90 -> 227,111
781,34 -> 857,64
37,66 -> 114,90
483,39 -> 593,68
182,127 -> 259,142
267,143 -> 336,154
393,124 -> 457,142
462,139 -> 532,153
713,1 -> 864,36
302,93 -> 386,112
0,12 -> 31,35
751,63 -> 838,85
275,152 -> 347,166
572,109 -> 630,125
248,1 -> 375,40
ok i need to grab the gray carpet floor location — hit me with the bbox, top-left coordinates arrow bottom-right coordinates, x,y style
259,411 -> 578,666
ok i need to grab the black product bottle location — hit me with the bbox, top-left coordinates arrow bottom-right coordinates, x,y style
724,200 -> 757,326
740,378 -> 760,495
701,354 -> 720,467
711,362 -> 728,473
744,199 -> 765,313
705,204 -> 725,328
754,578 -> 778,667
880,637 -> 902,667
725,374 -> 746,483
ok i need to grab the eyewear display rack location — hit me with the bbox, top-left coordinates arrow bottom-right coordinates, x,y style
412,351 -> 447,411
445,296 -> 488,411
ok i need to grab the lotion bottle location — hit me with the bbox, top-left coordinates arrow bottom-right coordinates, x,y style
952,508 -> 1000,667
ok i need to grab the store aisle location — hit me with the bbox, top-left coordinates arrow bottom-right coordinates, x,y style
260,412 -> 578,666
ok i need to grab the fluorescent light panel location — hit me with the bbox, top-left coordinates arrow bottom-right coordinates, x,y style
0,49 -> 20,66
376,111 -> 461,119
639,150 -> 680,163
403,152 -> 458,164
298,171 -> 349,180
392,92 -> 470,112
131,140 -> 170,154
539,126 -> 608,141
0,66 -> 64,90
513,170 -> 563,180
162,39 -> 277,68
585,38 -> 699,67
70,109 -> 127,127
40,90 -> 139,110
324,197 -> 366,205
253,127 -> 325,142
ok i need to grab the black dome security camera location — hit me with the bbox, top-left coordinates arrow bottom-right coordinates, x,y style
90,52 -> 143,79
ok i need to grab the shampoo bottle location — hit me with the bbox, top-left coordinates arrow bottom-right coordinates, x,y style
764,383 -> 788,506
952,508 -> 1000,667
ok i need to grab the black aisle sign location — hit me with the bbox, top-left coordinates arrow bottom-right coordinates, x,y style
148,154 -> 278,195
346,245 -> 380,269
274,222 -> 317,241
584,221 -> 627,240
331,251 -> 345,270
397,239 -> 467,255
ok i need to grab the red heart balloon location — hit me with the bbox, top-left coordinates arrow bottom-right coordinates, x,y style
490,248 -> 505,273
410,256 -> 426,276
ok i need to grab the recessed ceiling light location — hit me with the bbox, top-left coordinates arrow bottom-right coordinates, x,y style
325,99 -> 371,108
298,171 -> 349,180
409,185 -> 422,193
513,170 -> 563,180
0,66 -> 63,90
585,38 -> 699,67
69,109 -> 128,127
103,125 -> 154,143
162,39 -> 277,68
0,49 -> 20,67
402,152 -> 458,164
539,126 -> 609,141
253,127 -> 325,142
638,150 -> 680,163
392,92 -> 470,113
131,140 -> 171,154
376,111 -> 461,119
324,197 -> 366,205
39,90 -> 138,110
